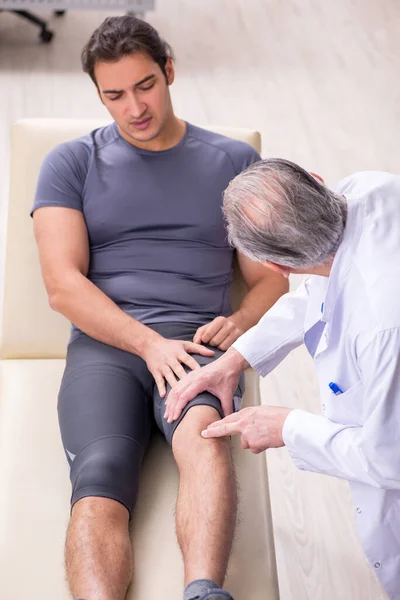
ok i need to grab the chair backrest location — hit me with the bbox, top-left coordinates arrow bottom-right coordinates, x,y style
0,119 -> 261,359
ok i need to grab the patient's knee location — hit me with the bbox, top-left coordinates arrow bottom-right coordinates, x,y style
172,405 -> 229,462
72,495 -> 128,522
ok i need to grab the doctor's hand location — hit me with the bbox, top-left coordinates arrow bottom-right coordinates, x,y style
193,315 -> 244,351
164,348 -> 248,423
201,406 -> 293,453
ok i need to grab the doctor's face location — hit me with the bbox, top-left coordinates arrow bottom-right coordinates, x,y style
95,52 -> 175,146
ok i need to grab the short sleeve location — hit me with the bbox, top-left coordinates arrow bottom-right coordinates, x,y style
30,141 -> 90,216
236,144 -> 261,175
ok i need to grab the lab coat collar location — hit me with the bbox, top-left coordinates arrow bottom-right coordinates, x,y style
321,195 -> 364,323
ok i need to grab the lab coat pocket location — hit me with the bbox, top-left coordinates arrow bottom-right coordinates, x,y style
324,380 -> 364,426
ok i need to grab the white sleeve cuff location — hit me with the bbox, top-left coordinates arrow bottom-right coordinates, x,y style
282,408 -> 364,480
281,409 -> 314,471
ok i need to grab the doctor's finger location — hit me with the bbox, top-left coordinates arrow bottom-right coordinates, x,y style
164,384 -> 183,417
167,382 -> 203,422
201,421 -> 242,438
207,412 -> 241,428
164,377 -> 192,417
168,397 -> 191,423
240,436 -> 250,450
165,377 -> 195,410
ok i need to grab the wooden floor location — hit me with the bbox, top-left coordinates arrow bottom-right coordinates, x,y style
1,0 -> 398,597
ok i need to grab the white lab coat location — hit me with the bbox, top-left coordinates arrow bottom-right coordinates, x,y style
233,171 -> 400,599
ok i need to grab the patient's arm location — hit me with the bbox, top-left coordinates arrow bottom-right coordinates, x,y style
233,252 -> 289,330
193,253 -> 288,351
34,206 -> 157,353
33,206 -> 213,397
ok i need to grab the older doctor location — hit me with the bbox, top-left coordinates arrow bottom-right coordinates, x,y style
165,158 -> 400,600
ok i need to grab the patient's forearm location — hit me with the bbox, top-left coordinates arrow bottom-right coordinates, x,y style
48,270 -> 159,355
231,276 -> 289,332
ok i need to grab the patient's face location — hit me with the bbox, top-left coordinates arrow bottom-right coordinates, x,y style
95,52 -> 174,147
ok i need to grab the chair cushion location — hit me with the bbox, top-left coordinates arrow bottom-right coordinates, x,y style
0,359 -> 278,599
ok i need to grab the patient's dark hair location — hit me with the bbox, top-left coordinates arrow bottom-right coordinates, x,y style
81,16 -> 174,86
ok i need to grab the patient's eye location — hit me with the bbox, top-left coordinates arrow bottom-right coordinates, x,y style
139,83 -> 155,92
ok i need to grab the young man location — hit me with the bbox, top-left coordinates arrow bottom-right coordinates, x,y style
32,16 -> 287,600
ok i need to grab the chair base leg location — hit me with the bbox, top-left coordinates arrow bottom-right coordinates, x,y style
11,10 -> 54,43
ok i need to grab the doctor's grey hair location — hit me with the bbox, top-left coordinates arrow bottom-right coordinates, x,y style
223,158 -> 347,269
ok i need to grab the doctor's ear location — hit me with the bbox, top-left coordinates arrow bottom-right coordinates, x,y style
264,262 -> 291,279
310,172 -> 325,184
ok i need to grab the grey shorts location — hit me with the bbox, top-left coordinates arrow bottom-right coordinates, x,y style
58,322 -> 244,515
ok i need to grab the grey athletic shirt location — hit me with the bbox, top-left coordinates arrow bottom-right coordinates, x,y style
32,122 -> 260,340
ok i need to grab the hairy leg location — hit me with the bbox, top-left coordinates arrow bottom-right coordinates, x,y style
172,406 -> 237,587
65,497 -> 133,600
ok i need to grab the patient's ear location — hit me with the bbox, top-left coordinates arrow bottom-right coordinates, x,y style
264,261 -> 291,279
310,171 -> 325,184
165,58 -> 175,86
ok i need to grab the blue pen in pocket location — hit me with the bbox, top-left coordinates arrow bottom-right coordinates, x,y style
329,382 -> 343,395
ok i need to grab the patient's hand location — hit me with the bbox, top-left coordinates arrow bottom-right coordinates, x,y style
193,316 -> 244,351
142,337 -> 214,398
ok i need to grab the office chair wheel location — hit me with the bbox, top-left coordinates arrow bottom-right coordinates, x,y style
40,27 -> 54,43
54,10 -> 66,16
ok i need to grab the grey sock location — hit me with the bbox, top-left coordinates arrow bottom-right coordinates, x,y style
184,578 -> 220,600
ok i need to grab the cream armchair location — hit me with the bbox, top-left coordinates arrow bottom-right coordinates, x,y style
0,119 -> 279,600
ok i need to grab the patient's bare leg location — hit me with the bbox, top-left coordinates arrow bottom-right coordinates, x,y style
65,497 -> 133,600
172,405 -> 237,587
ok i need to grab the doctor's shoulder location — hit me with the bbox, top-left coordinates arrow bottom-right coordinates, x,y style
333,170 -> 400,199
